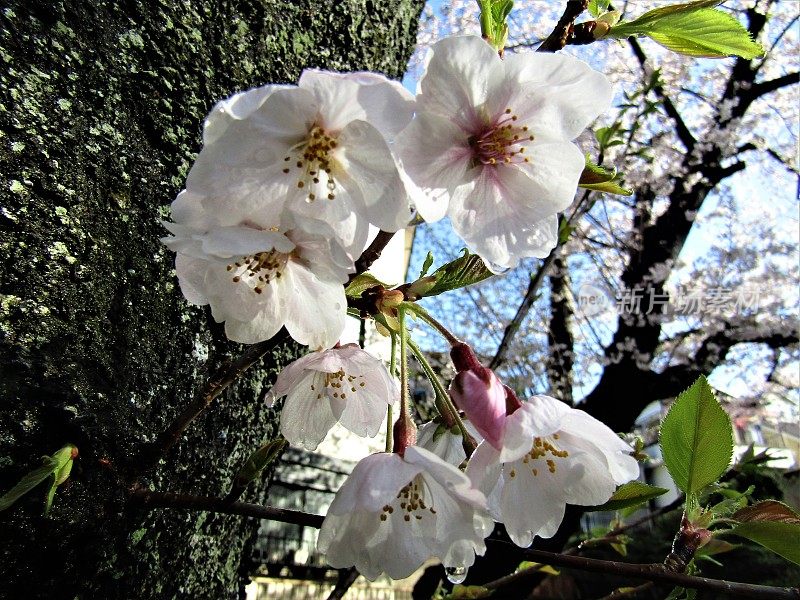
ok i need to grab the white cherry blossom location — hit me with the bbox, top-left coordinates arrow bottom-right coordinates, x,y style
317,445 -> 493,581
466,395 -> 639,547
162,191 -> 351,348
185,70 -> 415,256
417,420 -> 467,466
266,344 -> 397,450
398,35 -> 613,271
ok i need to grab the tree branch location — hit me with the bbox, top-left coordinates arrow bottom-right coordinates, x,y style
538,0 -> 589,53
137,330 -> 292,477
486,541 -> 800,600
326,568 -> 360,600
129,488 -> 324,528
349,229 -> 397,283
628,37 -> 696,152
749,71 -> 800,101
545,255 -> 575,403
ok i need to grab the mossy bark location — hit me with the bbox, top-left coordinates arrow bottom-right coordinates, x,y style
0,1 -> 422,598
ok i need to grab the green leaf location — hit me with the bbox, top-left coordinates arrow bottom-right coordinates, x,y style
727,521 -> 800,565
733,500 -> 800,525
234,438 -> 288,487
588,0 -> 610,18
516,561 -> 560,576
588,481 -> 668,512
579,156 -> 632,196
0,444 -> 77,513
607,1 -> 764,59
659,375 -> 733,495
419,251 -> 435,278
344,273 -> 391,298
417,250 -> 494,298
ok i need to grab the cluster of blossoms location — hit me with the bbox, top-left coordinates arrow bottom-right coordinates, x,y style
163,35 -> 634,581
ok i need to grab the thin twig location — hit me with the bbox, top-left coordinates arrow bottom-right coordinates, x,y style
131,491 -> 800,600
349,230 -> 396,283
129,488 -> 324,528
538,0 -> 589,52
487,540 -> 800,600
598,581 -> 654,600
326,567 -> 360,600
138,330 -> 291,476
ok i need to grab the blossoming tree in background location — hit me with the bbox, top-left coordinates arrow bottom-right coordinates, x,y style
3,1 -> 799,598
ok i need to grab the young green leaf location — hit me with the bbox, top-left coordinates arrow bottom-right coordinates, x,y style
233,438 -> 288,487
419,251 -> 435,278
587,480 -> 669,512
579,157 -> 633,196
0,444 -> 78,513
659,375 -> 733,495
588,0 -> 611,18
345,273 -> 392,298
605,1 -> 764,59
726,521 -> 800,565
416,250 -> 494,298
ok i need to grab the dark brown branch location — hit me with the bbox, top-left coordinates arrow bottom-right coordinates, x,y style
326,568 -> 360,600
486,541 -> 800,600
538,0 -> 589,52
489,248 -> 559,369
545,255 -> 575,402
349,230 -> 396,283
749,71 -> 800,101
132,491 -> 800,600
129,488 -> 324,528
628,37 -> 696,152
138,330 -> 291,475
598,582 -> 654,600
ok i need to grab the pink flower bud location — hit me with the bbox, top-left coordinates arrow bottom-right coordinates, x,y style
450,369 -> 506,450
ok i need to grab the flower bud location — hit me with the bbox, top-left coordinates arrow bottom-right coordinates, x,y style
450,369 -> 506,450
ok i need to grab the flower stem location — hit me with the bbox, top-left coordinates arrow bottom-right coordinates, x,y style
392,305 -> 416,453
408,338 -> 477,455
404,302 -> 461,346
386,332 -> 397,453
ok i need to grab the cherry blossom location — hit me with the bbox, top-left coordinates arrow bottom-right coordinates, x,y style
398,35 -> 613,271
162,191 -> 351,348
467,395 -> 639,547
317,445 -> 493,580
266,344 -> 397,450
184,70 -> 415,256
417,420 -> 467,466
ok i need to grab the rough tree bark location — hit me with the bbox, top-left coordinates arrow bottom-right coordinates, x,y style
0,1 -> 422,598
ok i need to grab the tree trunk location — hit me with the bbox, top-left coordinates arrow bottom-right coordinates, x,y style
0,1 -> 422,598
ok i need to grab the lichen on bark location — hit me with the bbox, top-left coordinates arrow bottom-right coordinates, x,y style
0,1 -> 423,598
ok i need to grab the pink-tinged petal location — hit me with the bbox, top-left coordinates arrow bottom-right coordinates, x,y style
267,354 -> 322,401
169,190 -> 215,229
396,112 -> 473,223
404,446 -> 488,509
222,290 -> 284,344
280,377 -> 339,450
465,440 -> 503,497
174,254 -> 210,306
337,120 -> 413,232
449,370 -> 506,450
199,227 -> 294,258
317,510 -> 384,578
203,84 -> 289,145
418,36 -> 503,129
558,414 -> 640,485
286,229 -> 354,284
283,264 -> 346,349
498,401 -> 564,463
326,453 -> 420,514
301,69 -> 414,138
502,52 -> 614,141
449,152 -> 578,270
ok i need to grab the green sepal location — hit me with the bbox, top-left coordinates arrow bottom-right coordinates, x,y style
604,0 -> 764,59
587,480 -> 669,512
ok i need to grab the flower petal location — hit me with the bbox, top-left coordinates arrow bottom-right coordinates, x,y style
283,264 -> 346,349
280,376 -> 339,450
